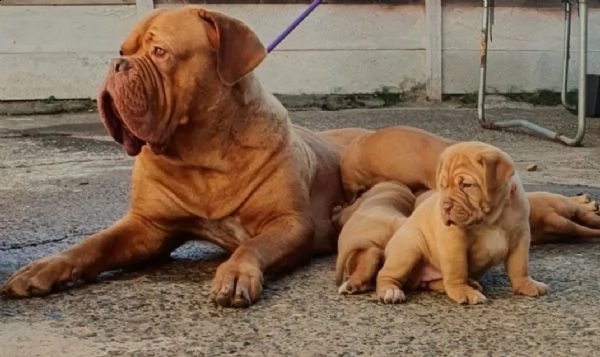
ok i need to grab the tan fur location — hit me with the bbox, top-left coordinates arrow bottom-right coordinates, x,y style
332,182 -> 415,295
528,192 -> 600,244
0,6 -> 345,308
376,141 -> 548,305
336,126 -> 455,197
318,127 -> 373,153
416,190 -> 600,245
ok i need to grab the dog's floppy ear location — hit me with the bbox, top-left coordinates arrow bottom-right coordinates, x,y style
478,150 -> 515,192
435,148 -> 450,190
198,9 -> 267,86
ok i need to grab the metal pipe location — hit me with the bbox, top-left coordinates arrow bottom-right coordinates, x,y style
477,0 -> 587,146
477,0 -> 490,123
561,0 -> 574,110
490,119 -> 564,141
567,0 -> 588,146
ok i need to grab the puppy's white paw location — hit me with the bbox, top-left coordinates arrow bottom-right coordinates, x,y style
377,285 -> 406,304
338,278 -> 373,295
338,281 -> 355,295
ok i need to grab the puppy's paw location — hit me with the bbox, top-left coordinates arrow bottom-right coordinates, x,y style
376,284 -> 406,304
572,193 -> 592,204
331,205 -> 344,225
210,260 -> 264,308
338,278 -> 373,295
446,285 -> 488,305
571,194 -> 599,213
426,279 -> 483,293
468,279 -> 484,292
583,200 -> 600,214
513,278 -> 548,297
332,205 -> 343,216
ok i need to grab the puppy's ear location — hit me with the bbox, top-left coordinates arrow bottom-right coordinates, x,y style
198,10 -> 267,86
435,150 -> 449,190
478,150 -> 515,192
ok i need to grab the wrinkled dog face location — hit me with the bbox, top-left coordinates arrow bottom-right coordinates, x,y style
96,6 -> 266,156
436,141 -> 515,227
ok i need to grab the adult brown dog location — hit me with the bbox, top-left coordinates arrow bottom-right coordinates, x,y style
416,190 -> 600,244
332,181 -> 415,295
0,6 -> 345,308
376,141 -> 548,305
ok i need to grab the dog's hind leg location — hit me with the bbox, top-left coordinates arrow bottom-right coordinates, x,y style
544,213 -> 600,238
376,228 -> 424,304
338,246 -> 383,295
575,201 -> 600,228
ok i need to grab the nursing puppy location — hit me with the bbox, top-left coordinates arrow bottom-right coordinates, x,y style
318,127 -> 373,153
333,182 -> 415,295
416,190 -> 600,244
376,141 -> 548,305
337,126 -> 455,198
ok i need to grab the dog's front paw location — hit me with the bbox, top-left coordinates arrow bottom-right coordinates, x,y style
376,283 -> 406,304
1,255 -> 81,298
210,260 -> 264,308
513,278 -> 548,297
446,285 -> 488,305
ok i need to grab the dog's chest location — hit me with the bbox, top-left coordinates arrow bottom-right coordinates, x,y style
468,227 -> 510,272
191,217 -> 251,252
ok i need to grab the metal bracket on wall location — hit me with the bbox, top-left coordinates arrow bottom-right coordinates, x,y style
477,0 -> 589,146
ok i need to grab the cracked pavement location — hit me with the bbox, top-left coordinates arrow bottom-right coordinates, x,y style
1,105 -> 600,356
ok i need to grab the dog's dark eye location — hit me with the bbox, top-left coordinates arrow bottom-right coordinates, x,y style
119,49 -> 124,56
460,182 -> 473,189
153,47 -> 166,58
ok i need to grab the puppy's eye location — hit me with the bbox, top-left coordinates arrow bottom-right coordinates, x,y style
119,50 -> 124,56
460,182 -> 473,189
153,47 -> 166,58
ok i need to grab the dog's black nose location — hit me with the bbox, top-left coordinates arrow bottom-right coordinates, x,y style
111,58 -> 130,73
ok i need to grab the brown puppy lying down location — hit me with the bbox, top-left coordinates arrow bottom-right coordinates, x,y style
527,192 -> 600,243
333,182 -> 415,295
416,190 -> 600,245
1,6 -> 344,308
376,141 -> 548,304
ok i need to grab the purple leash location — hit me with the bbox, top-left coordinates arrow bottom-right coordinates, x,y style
266,0 -> 322,53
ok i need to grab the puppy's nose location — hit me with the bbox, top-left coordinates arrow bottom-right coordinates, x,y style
111,58 -> 130,73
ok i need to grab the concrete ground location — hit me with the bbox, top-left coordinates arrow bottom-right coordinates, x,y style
1,105 -> 600,357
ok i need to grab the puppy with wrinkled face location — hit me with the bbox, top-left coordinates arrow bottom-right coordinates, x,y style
332,182 -> 415,295
376,141 -> 548,305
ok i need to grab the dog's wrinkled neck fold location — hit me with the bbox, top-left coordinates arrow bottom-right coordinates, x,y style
154,73 -> 289,166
